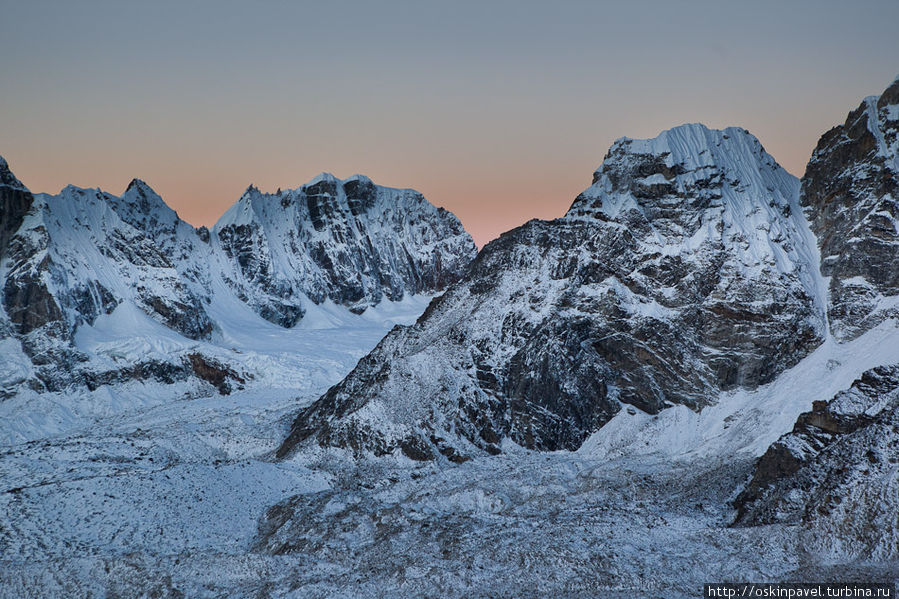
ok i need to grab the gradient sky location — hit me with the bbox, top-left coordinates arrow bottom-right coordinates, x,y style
2,1 -> 898,246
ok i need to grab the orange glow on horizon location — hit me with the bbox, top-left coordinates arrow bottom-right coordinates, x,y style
2,128 -> 818,250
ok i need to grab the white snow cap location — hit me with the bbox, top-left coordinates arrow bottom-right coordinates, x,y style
306,172 -> 340,187
603,123 -> 769,172
568,122 -> 795,221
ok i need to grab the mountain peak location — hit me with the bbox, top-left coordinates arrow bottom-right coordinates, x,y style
277,120 -> 823,462
60,183 -> 96,196
567,123 -> 793,221
119,178 -> 172,211
344,174 -> 373,185
0,155 -> 28,192
605,123 -> 762,167
801,72 -> 899,340
213,171 -> 476,326
0,155 -> 33,262
125,178 -> 156,195
305,172 -> 340,188
237,184 -> 261,202
877,74 -> 899,110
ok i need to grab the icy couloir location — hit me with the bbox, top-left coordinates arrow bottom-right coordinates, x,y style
278,123 -> 827,461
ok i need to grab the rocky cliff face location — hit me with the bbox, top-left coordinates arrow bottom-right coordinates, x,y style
277,124 -> 827,460
732,364 -> 899,560
0,161 -> 475,395
213,174 -> 476,326
801,76 -> 899,339
0,157 -> 33,262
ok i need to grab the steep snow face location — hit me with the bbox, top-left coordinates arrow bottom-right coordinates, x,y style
212,174 -> 477,326
569,123 -> 826,334
278,124 -> 826,461
801,76 -> 899,339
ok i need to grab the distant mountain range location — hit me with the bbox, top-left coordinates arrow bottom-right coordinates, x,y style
0,163 -> 476,395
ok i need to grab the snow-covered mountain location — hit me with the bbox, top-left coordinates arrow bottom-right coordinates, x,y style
213,173 -> 475,326
1,184 -> 218,395
0,167 -> 476,397
277,123 -> 827,460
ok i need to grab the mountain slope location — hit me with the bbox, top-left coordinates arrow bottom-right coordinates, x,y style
277,124 -> 826,460
1,184 -> 217,394
731,75 -> 899,562
733,363 -> 899,560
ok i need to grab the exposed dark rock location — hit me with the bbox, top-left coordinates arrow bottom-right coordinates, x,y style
187,352 -> 246,395
0,157 -> 33,261
73,354 -> 248,395
3,260 -> 65,337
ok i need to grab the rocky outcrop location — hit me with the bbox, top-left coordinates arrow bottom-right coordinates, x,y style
79,354 -> 249,396
801,76 -> 899,339
733,364 -> 899,560
213,174 -> 476,326
277,124 -> 826,460
186,352 -> 246,395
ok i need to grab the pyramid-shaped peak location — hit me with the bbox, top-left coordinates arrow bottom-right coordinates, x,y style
124,178 -> 159,195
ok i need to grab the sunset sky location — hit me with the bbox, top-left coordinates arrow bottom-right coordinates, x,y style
2,0 -> 898,246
